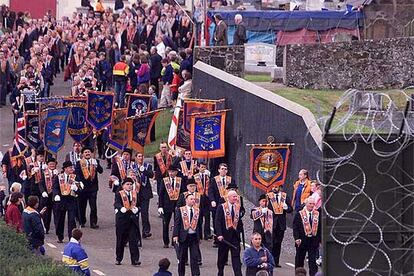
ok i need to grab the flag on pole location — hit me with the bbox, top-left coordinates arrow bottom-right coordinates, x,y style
168,97 -> 183,149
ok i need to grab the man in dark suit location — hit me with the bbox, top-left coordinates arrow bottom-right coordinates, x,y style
213,14 -> 228,46
233,14 -> 247,45
110,148 -> 133,193
293,197 -> 321,276
250,194 -> 273,251
267,185 -> 293,267
133,152 -> 154,238
153,142 -> 172,196
194,162 -> 212,240
173,193 -> 201,276
114,178 -> 141,266
38,158 -> 58,235
215,190 -> 243,276
158,164 -> 186,248
150,46 -> 162,97
75,147 -> 103,229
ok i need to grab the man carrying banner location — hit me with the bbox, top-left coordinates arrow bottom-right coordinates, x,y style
110,148 -> 133,193
39,158 -> 59,234
153,142 -> 172,195
215,190 -> 243,276
65,142 -> 82,168
194,161 -> 212,240
53,161 -> 82,243
132,151 -> 154,239
179,149 -> 197,180
75,147 -> 103,229
267,185 -> 292,267
251,194 -> 273,251
293,197 -> 321,276
114,178 -> 141,266
158,164 -> 186,248
173,193 -> 202,276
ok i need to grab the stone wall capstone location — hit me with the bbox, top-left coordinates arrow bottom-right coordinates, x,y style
284,37 -> 414,90
194,46 -> 245,78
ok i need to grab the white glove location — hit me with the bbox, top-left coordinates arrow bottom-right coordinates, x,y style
158,207 -> 164,215
79,182 -> 84,189
120,207 -> 127,213
71,184 -> 78,191
42,192 -> 48,198
283,203 -> 288,210
33,167 -> 40,173
54,195 -> 61,202
42,164 -> 48,170
53,169 -> 59,175
91,159 -> 98,166
262,207 -> 268,214
132,207 -> 139,214
115,209 -> 118,214
114,180 -> 119,186
211,201 -> 217,208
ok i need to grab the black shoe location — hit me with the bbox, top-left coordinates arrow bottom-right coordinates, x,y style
185,262 -> 189,266
163,244 -> 169,248
115,261 -> 122,265
132,261 -> 141,266
198,262 -> 202,266
45,231 -> 49,234
91,224 -> 99,229
204,235 -> 212,241
275,264 -> 282,268
57,239 -> 64,243
143,233 -> 152,239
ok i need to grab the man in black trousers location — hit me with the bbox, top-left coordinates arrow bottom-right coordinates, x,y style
173,193 -> 201,276
215,190 -> 243,276
114,178 -> 141,266
75,147 -> 103,229
293,197 -> 321,276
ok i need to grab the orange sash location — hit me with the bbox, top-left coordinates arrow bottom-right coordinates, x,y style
163,177 -> 181,201
180,160 -> 196,177
58,173 -> 76,196
31,162 -> 42,183
80,159 -> 96,180
25,157 -> 34,175
44,169 -> 55,194
119,189 -> 137,210
116,157 -> 127,180
222,203 -> 240,230
180,206 -> 200,231
214,175 -> 231,198
299,209 -> 319,237
194,173 -> 209,195
261,210 -> 273,233
267,192 -> 286,215
155,152 -> 172,175
183,192 -> 201,208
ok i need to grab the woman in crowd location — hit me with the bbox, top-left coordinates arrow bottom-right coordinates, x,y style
5,192 -> 24,232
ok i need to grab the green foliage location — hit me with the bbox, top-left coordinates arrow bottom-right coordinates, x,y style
0,221 -> 75,276
244,74 -> 272,82
145,109 -> 172,156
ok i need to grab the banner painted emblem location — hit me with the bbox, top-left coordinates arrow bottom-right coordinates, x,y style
25,113 -> 42,149
38,97 -> 64,113
127,94 -> 152,117
128,110 -> 160,153
21,91 -> 38,113
109,108 -> 128,151
177,109 -> 190,149
183,100 -> 217,133
250,145 -> 291,192
190,110 -> 227,158
64,97 -> 91,142
86,90 -> 114,131
43,108 -> 70,155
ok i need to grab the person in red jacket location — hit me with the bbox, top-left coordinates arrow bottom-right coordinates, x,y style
169,68 -> 181,107
5,192 -> 24,232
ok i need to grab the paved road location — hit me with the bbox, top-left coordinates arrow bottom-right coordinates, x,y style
0,75 -> 298,275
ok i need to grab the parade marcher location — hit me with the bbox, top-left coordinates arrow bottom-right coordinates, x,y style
2,147 -> 27,187
114,178 -> 141,266
153,142 -> 172,195
75,147 -> 103,229
215,190 -> 243,276
27,149 -> 46,198
132,151 -> 154,238
53,161 -> 82,243
39,158 -> 58,234
251,194 -> 273,251
292,169 -> 312,211
179,149 -> 197,180
267,185 -> 293,267
293,197 -> 321,276
65,141 -> 82,168
194,161 -> 212,240
243,232 -> 275,276
110,148 -> 132,193
158,163 -> 185,248
62,228 -> 91,276
173,193 -> 201,276
23,195 -> 45,255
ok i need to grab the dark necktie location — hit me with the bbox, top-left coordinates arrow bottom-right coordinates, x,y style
172,178 -> 175,189
309,212 -> 313,226
190,208 -> 193,221
277,193 -> 280,203
222,177 -> 225,187
231,205 -> 235,221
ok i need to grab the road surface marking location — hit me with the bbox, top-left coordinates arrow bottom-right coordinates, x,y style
47,243 -> 57,248
2,144 -> 9,147
286,262 -> 295,268
93,269 -> 106,276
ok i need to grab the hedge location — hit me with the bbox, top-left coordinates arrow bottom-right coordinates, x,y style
0,221 -> 76,276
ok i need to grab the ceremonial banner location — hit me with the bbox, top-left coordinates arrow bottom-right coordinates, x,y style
250,145 -> 291,192
128,110 -> 161,153
86,90 -> 114,131
127,94 -> 152,117
11,112 -> 28,157
177,109 -> 190,149
38,97 -> 64,113
183,99 -> 217,133
190,110 -> 227,158
21,91 -> 38,113
25,113 -> 42,149
64,97 -> 91,142
109,108 -> 128,151
43,108 -> 70,155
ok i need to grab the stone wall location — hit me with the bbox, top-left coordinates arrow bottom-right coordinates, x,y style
284,37 -> 414,90
194,46 -> 245,78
